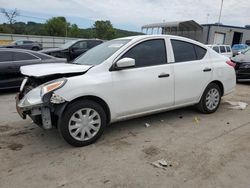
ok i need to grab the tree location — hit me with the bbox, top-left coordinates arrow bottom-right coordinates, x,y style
0,8 -> 19,33
68,24 -> 80,37
44,17 -> 69,37
93,20 -> 116,40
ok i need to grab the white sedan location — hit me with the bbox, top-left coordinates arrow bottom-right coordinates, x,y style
16,35 -> 236,147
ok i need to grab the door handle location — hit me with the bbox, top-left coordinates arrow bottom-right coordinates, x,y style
158,73 -> 170,78
203,68 -> 212,72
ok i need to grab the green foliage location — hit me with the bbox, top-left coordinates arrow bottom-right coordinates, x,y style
0,18 -> 143,39
93,20 -> 116,40
44,17 -> 69,37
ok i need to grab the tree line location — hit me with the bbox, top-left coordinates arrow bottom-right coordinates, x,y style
0,10 -> 142,40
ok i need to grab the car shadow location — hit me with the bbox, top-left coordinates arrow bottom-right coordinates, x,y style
0,88 -> 19,95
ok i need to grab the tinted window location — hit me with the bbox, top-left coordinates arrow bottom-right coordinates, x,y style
13,52 -> 38,61
220,46 -> 226,53
121,39 -> 167,67
226,46 -> 231,52
23,41 -> 33,44
88,41 -> 102,48
171,40 -> 206,62
212,46 -> 220,53
194,45 -> 207,60
0,51 -> 13,62
72,41 -> 87,49
31,52 -> 51,60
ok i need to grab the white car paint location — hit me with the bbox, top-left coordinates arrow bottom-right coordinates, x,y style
20,35 -> 236,123
21,63 -> 92,77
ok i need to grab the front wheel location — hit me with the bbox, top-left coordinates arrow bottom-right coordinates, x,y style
59,100 -> 107,147
196,83 -> 222,114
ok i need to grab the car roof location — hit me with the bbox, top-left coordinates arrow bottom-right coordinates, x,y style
0,48 -> 55,58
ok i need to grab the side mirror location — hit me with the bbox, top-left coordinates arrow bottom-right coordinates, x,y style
116,58 -> 135,69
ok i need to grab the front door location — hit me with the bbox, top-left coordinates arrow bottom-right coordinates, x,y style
111,39 -> 174,118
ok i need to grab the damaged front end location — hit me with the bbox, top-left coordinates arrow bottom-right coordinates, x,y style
16,77 -> 68,130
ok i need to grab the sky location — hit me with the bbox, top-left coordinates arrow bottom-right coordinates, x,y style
0,0 -> 249,32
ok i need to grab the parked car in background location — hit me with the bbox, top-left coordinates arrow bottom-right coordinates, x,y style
232,44 -> 249,56
0,40 -> 43,51
40,39 -> 103,61
0,48 -> 66,90
16,35 -> 236,147
207,44 -> 233,58
231,48 -> 250,81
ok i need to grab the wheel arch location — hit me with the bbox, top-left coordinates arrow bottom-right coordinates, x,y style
209,80 -> 224,96
64,95 -> 111,124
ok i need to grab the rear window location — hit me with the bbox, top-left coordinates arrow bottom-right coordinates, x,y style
171,40 -> 207,62
31,52 -> 52,60
220,46 -> 226,53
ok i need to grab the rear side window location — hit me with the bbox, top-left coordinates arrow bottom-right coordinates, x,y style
13,52 -> 39,61
212,46 -> 220,53
220,46 -> 226,53
171,40 -> 207,62
121,39 -> 167,67
0,51 -> 13,62
226,46 -> 231,52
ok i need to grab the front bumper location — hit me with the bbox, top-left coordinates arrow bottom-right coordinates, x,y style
16,87 -> 66,129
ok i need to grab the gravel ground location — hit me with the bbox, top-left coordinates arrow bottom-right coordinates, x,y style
0,83 -> 250,188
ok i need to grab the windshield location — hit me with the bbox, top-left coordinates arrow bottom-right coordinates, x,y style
73,39 -> 130,66
60,40 -> 76,49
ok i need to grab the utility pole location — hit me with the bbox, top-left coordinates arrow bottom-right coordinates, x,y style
218,0 -> 224,25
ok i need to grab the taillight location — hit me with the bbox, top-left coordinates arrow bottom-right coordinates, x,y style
226,60 -> 236,68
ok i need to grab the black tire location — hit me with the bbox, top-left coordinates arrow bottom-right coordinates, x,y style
196,83 -> 222,114
59,100 -> 107,147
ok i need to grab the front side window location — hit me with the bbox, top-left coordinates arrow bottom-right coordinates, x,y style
0,51 -> 12,62
220,46 -> 226,53
13,52 -> 38,61
212,46 -> 220,53
171,40 -> 207,62
121,39 -> 167,68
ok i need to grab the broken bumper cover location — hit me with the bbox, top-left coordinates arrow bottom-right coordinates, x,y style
16,87 -> 66,129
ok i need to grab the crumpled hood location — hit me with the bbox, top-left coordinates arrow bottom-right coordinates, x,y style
21,63 -> 92,77
231,54 -> 250,63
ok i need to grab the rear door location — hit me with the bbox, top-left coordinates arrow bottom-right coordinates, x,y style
111,38 -> 174,118
170,39 -> 212,105
0,51 -> 19,89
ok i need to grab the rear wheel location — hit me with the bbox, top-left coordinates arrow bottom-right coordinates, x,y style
196,83 -> 222,114
59,100 -> 107,147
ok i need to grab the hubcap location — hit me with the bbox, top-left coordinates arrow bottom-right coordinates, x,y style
68,108 -> 101,141
206,88 -> 220,110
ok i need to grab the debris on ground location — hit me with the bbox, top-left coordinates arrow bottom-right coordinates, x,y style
145,123 -> 151,128
160,120 -> 164,122
193,116 -> 200,124
225,101 -> 248,110
151,159 -> 178,170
